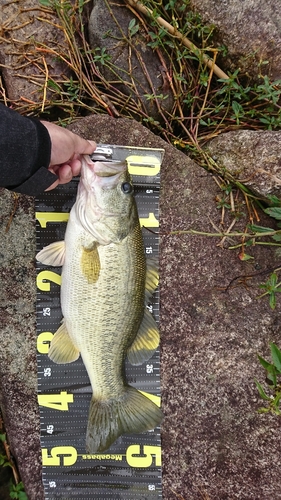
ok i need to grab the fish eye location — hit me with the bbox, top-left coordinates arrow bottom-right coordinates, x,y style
121,182 -> 133,194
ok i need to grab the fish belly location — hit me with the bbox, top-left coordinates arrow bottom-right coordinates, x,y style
61,222 -> 146,400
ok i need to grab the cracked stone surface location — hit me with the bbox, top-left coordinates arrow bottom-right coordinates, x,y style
205,130 -> 281,199
190,0 -> 281,80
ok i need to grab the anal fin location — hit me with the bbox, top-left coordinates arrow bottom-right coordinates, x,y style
127,308 -> 159,366
48,320 -> 80,364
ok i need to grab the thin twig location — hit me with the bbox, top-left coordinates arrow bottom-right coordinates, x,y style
5,194 -> 19,233
167,228 -> 281,239
217,217 -> 238,247
194,50 -> 217,138
41,56 -> 48,112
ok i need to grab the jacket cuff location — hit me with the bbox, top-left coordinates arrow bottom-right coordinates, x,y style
12,119 -> 58,196
28,118 -> 52,173
13,167 -> 58,196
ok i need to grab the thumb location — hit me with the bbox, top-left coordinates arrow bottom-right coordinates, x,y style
75,138 -> 96,155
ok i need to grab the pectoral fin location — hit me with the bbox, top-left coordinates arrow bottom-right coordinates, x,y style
36,241 -> 66,267
127,308 -> 160,366
48,320 -> 80,364
145,257 -> 159,302
81,244 -> 100,284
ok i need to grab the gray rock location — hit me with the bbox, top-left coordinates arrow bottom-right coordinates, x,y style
88,0 -> 174,122
205,129 -> 281,199
0,189 -> 44,500
189,0 -> 281,80
1,116 -> 281,499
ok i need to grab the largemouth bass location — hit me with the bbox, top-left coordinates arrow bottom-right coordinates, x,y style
36,156 -> 162,453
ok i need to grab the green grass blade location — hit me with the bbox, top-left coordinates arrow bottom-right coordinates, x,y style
257,355 -> 274,371
270,342 -> 281,371
254,379 -> 271,400
269,292 -> 276,309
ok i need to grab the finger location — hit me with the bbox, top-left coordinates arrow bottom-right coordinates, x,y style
45,179 -> 59,191
48,164 -> 72,184
68,157 -> 82,177
45,164 -> 72,190
74,138 -> 96,155
57,164 -> 73,184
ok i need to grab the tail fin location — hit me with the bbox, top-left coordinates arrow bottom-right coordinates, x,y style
86,386 -> 163,453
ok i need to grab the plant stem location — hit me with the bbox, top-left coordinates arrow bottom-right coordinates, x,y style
167,229 -> 281,238
229,241 -> 281,249
125,0 -> 229,80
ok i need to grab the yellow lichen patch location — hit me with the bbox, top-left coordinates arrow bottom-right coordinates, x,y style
81,245 -> 100,283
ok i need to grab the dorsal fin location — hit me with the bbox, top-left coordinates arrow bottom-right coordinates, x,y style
145,257 -> 159,302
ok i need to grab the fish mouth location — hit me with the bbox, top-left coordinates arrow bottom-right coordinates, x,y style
91,160 -> 128,190
77,157 -> 132,243
94,160 -> 127,178
80,158 -> 128,192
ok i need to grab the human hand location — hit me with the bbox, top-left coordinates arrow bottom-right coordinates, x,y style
41,121 -> 96,190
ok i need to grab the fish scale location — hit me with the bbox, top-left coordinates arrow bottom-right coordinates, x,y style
65,232 -> 145,338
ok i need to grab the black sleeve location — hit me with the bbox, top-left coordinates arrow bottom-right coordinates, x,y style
0,103 -> 58,196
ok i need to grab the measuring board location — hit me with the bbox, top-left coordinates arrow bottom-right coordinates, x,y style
35,145 -> 164,500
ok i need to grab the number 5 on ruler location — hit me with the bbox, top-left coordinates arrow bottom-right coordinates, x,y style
42,446 -> 77,466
